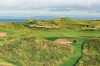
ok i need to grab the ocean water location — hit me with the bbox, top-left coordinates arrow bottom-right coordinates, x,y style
0,19 -> 27,22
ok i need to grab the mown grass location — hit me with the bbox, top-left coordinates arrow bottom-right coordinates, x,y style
59,38 -> 85,66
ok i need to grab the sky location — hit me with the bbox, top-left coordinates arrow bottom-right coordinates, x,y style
0,0 -> 100,19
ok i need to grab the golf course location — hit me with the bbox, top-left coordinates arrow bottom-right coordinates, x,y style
0,18 -> 100,66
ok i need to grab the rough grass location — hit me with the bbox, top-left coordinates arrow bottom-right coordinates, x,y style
76,38 -> 100,66
0,36 -> 73,66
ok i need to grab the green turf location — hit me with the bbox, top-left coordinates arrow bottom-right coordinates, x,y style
60,38 -> 85,66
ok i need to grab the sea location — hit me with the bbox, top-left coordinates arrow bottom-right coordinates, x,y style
0,16 -> 58,22
0,19 -> 27,22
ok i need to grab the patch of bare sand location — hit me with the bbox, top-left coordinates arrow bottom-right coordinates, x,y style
0,32 -> 7,38
55,39 -> 76,45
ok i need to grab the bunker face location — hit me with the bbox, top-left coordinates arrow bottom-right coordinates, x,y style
0,32 -> 7,37
55,39 -> 76,44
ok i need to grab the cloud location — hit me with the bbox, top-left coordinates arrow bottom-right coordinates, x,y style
0,0 -> 100,9
0,0 -> 100,18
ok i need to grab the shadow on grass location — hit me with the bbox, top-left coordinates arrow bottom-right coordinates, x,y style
45,37 -> 76,41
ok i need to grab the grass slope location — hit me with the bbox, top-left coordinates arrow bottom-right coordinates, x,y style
0,36 -> 73,66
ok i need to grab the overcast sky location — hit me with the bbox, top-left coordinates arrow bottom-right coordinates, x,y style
0,0 -> 100,19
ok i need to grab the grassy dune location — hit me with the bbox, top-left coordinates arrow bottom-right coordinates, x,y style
0,36 -> 73,66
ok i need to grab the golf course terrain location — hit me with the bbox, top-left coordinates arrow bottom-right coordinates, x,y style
0,18 -> 100,66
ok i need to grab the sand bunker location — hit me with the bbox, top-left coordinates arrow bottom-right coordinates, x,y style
0,32 -> 7,37
55,39 -> 76,44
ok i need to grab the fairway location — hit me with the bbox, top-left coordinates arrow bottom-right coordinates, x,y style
31,30 -> 100,38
